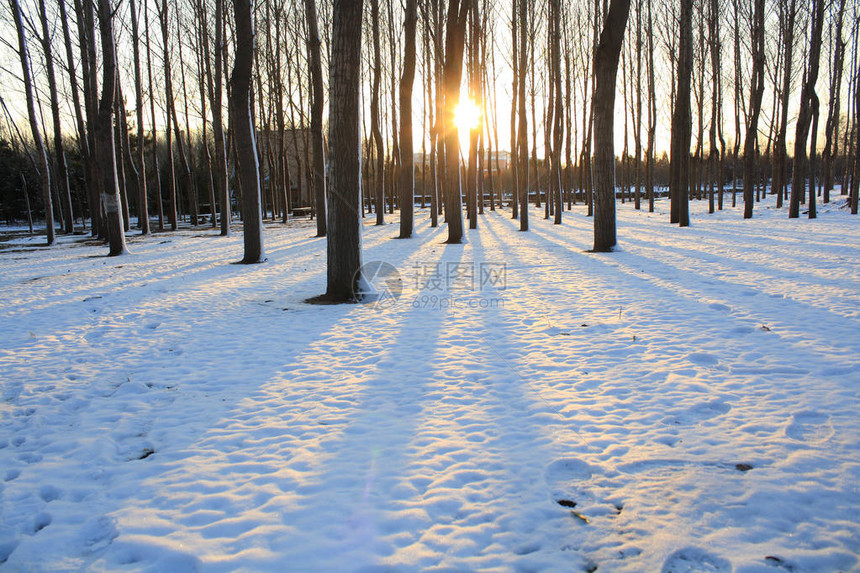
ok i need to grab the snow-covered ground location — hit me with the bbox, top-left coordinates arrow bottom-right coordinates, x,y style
1,195 -> 858,572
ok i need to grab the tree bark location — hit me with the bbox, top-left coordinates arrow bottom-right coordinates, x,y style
442,0 -> 469,243
38,0 -> 75,234
231,0 -> 265,262
11,0 -> 54,245
592,0 -> 631,251
399,0 -> 418,238
669,0 -> 692,227
130,0 -> 149,234
325,0 -> 365,299
742,0 -> 765,219
95,0 -> 127,255
790,0 -> 825,218
305,0 -> 327,237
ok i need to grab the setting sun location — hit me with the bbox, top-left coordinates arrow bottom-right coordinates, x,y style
454,98 -> 482,133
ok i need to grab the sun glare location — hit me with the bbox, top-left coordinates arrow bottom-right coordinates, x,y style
454,99 -> 482,133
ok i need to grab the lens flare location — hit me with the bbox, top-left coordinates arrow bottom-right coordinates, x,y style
454,99 -> 481,133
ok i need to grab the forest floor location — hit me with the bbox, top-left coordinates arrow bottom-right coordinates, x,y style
1,194 -> 858,572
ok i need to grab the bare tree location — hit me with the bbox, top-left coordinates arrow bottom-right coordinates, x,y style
10,0 -> 54,245
95,0 -> 128,255
669,0 -> 692,228
305,0 -> 327,236
38,0 -> 75,234
442,0 -> 469,243
823,0 -> 847,203
592,0 -> 631,250
742,0 -> 765,219
516,0 -> 528,231
790,0 -> 825,219
772,0 -> 797,210
130,0 -> 149,233
231,0 -> 265,262
370,0 -> 385,225
399,0 -> 418,238
324,0 -> 365,300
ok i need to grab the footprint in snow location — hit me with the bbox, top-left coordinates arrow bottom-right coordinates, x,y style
664,399 -> 731,426
662,547 -> 731,573
24,513 -> 52,535
785,411 -> 834,444
686,353 -> 719,367
545,459 -> 606,523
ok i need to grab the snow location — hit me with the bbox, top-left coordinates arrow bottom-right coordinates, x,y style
1,195 -> 858,572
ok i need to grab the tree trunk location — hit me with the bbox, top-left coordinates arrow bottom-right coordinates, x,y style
38,0 -> 74,234
130,0 -> 149,234
742,0 -> 765,219
231,0 -> 265,262
399,0 -> 418,238
442,0 -> 469,243
305,0 -> 327,237
592,0 -> 631,251
517,0 -> 528,231
790,0 -> 825,218
823,0 -> 847,203
159,0 -> 178,229
669,0 -> 692,227
59,0 -> 90,232
11,0 -> 54,245
325,0 -> 365,300
214,0 -> 230,234
773,0 -> 796,210
95,0 -> 127,255
370,0 -> 385,226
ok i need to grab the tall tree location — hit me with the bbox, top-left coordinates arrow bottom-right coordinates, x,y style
158,0 -> 178,229
742,0 -> 765,219
10,0 -> 54,245
516,0 -> 528,231
370,0 -> 385,226
231,0 -> 265,262
399,0 -> 418,238
214,0 -> 230,235
38,0 -> 75,234
130,0 -> 149,233
324,0 -> 365,299
305,0 -> 327,237
790,0 -> 825,219
442,0 -> 469,243
95,0 -> 127,255
772,0 -> 797,209
592,0 -> 631,251
822,0 -> 847,203
669,0 -> 692,227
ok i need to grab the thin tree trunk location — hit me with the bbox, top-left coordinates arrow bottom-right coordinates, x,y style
743,0 -> 765,219
790,0 -> 825,218
399,0 -> 418,238
11,0 -> 54,245
305,0 -> 327,236
38,0 -> 74,234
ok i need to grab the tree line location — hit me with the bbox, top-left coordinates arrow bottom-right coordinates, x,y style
0,0 -> 857,299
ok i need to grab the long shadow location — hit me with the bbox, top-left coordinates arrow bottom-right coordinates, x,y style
525,216 -> 860,351
92,231 -> 460,570
265,241 -> 462,569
